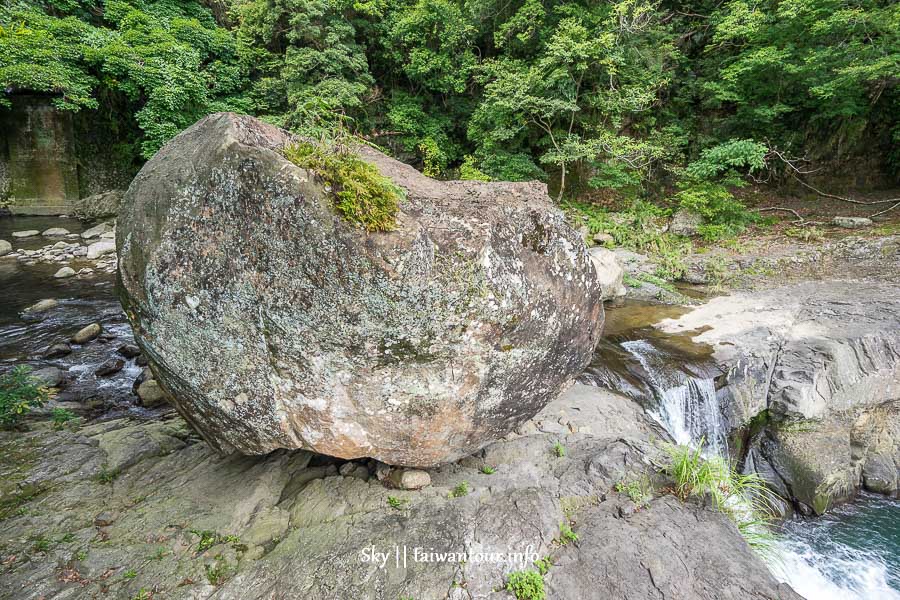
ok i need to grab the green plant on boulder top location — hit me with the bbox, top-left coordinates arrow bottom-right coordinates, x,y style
480,465 -> 496,475
284,139 -> 404,232
0,366 -> 52,426
506,569 -> 545,600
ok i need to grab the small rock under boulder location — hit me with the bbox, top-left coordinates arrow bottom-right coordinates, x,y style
388,468 -> 432,490
137,380 -> 168,407
117,113 -> 604,466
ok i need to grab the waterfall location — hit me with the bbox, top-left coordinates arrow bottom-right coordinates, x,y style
619,339 -> 727,455
596,337 -> 900,600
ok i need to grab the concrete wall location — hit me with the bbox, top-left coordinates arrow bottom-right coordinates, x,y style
4,96 -> 80,215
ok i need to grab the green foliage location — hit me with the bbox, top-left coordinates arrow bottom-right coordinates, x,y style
662,441 -> 781,560
675,182 -> 759,241
558,522 -> 578,545
563,199 -> 691,279
51,407 -> 78,430
190,529 -> 243,553
685,139 -> 768,184
480,465 -> 496,475
205,556 -> 233,585
387,495 -> 408,510
614,477 -> 652,508
0,367 -> 51,427
0,0 -> 249,158
552,441 -> 566,458
95,467 -> 119,484
506,569 -> 545,600
284,139 -> 403,231
448,481 -> 470,498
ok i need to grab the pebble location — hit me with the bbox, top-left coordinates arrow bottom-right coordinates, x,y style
72,323 -> 102,344
53,266 -> 76,279
44,343 -> 72,359
137,380 -> 168,408
95,358 -> 125,377
12,230 -> 39,238
42,227 -> 70,236
24,299 -> 59,313
117,344 -> 141,359
81,222 -> 113,240
387,469 -> 431,490
0,240 -> 11,256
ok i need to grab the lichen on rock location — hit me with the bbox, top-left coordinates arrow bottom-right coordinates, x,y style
116,113 -> 604,466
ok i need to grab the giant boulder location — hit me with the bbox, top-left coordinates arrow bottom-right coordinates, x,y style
117,113 -> 604,466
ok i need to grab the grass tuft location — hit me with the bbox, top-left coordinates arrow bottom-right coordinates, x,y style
284,139 -> 403,232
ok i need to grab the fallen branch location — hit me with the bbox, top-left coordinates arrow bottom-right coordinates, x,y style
868,200 -> 900,219
755,207 -> 824,226
792,175 -> 898,206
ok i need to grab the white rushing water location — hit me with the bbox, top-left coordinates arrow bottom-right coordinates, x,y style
621,339 -> 728,455
619,338 -> 900,600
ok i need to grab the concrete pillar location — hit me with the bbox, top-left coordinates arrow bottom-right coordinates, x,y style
3,95 -> 80,215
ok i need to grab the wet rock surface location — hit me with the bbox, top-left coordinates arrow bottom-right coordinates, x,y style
657,280 -> 900,514
0,384 -> 797,600
117,113 -> 604,466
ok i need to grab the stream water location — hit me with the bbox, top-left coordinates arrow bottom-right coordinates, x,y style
1,216 -> 147,418
584,301 -> 900,600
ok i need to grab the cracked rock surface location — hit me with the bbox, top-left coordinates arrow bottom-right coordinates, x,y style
0,384 -> 798,600
116,113 -> 603,466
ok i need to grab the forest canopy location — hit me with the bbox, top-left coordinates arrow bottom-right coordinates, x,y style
2,0 -> 898,199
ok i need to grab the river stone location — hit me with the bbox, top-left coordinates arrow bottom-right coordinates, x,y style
31,366 -> 65,388
72,190 -> 125,221
137,380 -> 168,408
82,222 -> 113,240
0,240 -> 11,256
832,216 -> 873,229
86,239 -> 116,259
24,298 -> 58,313
72,323 -> 102,344
43,342 -> 72,359
117,112 -> 604,466
388,468 -> 431,490
42,227 -> 70,236
117,344 -> 141,359
589,247 -> 626,301
53,266 -> 76,279
95,358 -> 125,377
12,230 -> 40,238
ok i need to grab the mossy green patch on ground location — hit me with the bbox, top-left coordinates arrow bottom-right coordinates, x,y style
284,141 -> 403,232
